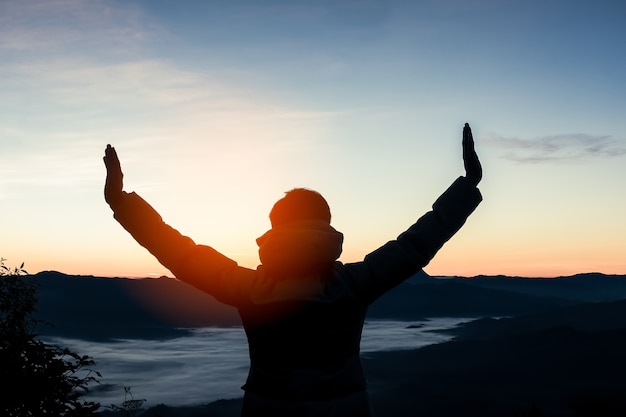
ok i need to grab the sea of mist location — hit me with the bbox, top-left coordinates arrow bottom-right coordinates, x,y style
44,318 -> 473,409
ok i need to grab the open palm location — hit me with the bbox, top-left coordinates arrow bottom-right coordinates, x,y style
103,144 -> 124,206
463,123 -> 482,186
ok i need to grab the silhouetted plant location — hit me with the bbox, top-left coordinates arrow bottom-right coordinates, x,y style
0,258 -> 101,416
105,386 -> 147,417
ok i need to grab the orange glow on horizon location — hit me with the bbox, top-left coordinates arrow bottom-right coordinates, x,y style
26,261 -> 626,280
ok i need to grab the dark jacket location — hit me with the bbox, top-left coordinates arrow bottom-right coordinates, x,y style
111,176 -> 482,415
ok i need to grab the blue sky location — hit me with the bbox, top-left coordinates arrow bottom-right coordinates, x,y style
1,0 -> 625,277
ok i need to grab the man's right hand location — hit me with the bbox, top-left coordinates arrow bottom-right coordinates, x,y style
103,144 -> 124,207
463,123 -> 482,187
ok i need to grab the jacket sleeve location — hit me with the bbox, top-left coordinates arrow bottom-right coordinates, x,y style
110,191 -> 256,306
341,176 -> 482,304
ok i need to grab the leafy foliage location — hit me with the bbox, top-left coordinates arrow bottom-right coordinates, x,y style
1,259 -> 101,416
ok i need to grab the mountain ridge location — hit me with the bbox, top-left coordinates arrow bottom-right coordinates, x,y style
30,270 -> 626,340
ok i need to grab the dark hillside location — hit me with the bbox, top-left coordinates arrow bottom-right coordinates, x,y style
438,273 -> 626,302
33,271 -> 239,340
369,278 -> 574,319
365,325 -> 626,416
445,298 -> 626,340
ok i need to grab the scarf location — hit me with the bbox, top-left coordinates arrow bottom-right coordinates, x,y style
256,220 -> 344,275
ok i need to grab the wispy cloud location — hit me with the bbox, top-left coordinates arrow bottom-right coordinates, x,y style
0,0 -> 153,54
484,133 -> 626,163
0,0 -> 342,201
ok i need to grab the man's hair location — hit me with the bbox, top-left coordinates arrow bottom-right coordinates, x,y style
269,188 -> 331,227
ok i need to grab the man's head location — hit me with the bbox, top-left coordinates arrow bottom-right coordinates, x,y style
269,188 -> 331,228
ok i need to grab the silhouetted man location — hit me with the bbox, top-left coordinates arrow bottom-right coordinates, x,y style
103,123 -> 482,416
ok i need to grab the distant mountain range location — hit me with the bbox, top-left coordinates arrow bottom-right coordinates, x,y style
31,270 -> 626,341
34,270 -> 626,417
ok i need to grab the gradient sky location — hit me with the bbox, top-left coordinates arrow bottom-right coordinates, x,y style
2,0 -> 625,278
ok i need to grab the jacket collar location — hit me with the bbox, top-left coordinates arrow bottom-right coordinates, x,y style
256,220 -> 343,275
